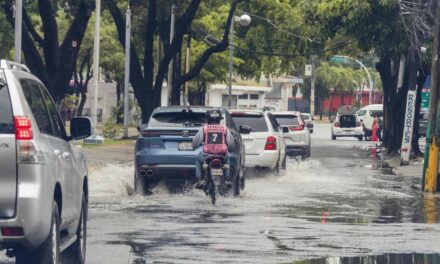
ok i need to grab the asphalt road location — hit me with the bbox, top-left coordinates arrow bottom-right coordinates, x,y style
2,123 -> 440,263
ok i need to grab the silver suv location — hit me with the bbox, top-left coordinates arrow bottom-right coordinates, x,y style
0,60 -> 91,264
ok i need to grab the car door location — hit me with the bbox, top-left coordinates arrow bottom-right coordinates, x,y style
38,84 -> 79,225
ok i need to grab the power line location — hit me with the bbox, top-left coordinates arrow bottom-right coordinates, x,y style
235,41 -> 355,58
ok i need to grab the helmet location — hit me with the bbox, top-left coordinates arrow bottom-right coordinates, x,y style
206,109 -> 222,124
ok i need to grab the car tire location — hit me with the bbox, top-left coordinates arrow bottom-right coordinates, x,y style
332,135 -> 336,140
281,155 -> 287,170
358,136 -> 363,141
240,167 -> 246,191
66,192 -> 87,264
16,202 -> 60,264
233,169 -> 241,197
135,175 -> 151,195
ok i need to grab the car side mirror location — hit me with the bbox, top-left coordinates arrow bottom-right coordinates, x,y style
239,125 -> 252,134
360,119 -> 364,123
70,117 -> 92,140
306,123 -> 313,129
282,127 -> 289,133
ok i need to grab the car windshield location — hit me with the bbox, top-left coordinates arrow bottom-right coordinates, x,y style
369,110 -> 383,117
0,84 -> 14,134
339,115 -> 357,128
300,114 -> 311,121
273,115 -> 300,126
149,111 -> 207,128
231,114 -> 268,132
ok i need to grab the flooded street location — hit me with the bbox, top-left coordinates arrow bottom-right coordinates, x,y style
84,123 -> 440,264
2,123 -> 440,263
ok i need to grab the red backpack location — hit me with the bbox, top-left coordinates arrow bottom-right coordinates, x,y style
203,124 -> 228,155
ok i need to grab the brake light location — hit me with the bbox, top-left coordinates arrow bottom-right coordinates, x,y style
334,122 -> 340,127
14,116 -> 33,140
289,125 -> 305,131
14,116 -> 44,164
265,136 -> 277,150
1,227 -> 24,237
211,159 -> 223,169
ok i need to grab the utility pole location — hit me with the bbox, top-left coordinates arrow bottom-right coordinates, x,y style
400,47 -> 420,165
424,1 -> 440,192
123,6 -> 131,138
91,0 -> 101,132
14,0 -> 22,63
167,1 -> 176,106
310,56 -> 317,117
184,34 -> 191,106
228,14 -> 235,108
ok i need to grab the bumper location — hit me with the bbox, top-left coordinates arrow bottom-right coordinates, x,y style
137,164 -> 196,180
285,145 -> 308,156
245,151 -> 278,169
333,128 -> 364,137
0,165 -> 53,250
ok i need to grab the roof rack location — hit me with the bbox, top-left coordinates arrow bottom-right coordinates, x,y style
0,60 -> 30,73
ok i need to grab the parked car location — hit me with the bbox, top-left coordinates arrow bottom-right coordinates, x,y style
332,106 -> 364,140
0,60 -> 91,264
272,111 -> 311,160
356,104 -> 383,140
135,107 -> 246,195
230,110 -> 287,171
300,113 -> 314,133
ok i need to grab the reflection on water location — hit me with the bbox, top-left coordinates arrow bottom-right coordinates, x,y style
295,253 -> 440,264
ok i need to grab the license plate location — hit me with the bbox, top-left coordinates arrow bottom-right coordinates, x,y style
211,169 -> 223,176
178,142 -> 193,151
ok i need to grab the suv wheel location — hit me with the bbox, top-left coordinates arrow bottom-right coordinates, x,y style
67,192 -> 87,264
135,174 -> 151,195
281,155 -> 287,170
240,167 -> 246,190
16,202 -> 60,264
332,135 -> 336,140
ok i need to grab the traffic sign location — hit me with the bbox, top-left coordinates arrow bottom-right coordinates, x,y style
330,56 -> 350,64
422,88 -> 430,110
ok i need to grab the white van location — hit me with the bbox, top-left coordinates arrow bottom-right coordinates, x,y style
356,104 -> 383,139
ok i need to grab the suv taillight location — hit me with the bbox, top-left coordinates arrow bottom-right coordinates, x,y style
290,125 -> 305,131
334,122 -> 340,127
15,116 -> 44,164
15,116 -> 33,140
265,136 -> 277,151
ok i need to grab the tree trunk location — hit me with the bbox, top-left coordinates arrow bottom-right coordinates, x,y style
77,93 -> 87,116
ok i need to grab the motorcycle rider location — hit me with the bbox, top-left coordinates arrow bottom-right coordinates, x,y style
192,109 -> 236,189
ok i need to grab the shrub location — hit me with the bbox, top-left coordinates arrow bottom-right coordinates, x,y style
102,119 -> 122,139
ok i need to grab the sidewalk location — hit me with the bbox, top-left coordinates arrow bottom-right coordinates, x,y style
385,155 -> 424,178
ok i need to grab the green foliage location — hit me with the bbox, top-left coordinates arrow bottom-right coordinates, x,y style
102,119 -> 122,140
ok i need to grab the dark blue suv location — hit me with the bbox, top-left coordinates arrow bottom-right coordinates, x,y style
135,107 -> 246,194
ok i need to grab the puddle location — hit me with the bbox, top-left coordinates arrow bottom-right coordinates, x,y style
294,253 -> 440,264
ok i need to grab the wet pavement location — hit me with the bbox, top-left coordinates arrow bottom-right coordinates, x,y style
2,123 -> 440,263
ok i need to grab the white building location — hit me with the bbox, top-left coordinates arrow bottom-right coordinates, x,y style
206,77 -> 273,109
265,76 -> 304,111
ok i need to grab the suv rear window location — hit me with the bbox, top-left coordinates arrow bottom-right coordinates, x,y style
369,110 -> 383,117
149,112 -> 207,128
273,115 -> 300,126
231,114 -> 268,132
339,115 -> 357,128
0,84 -> 14,134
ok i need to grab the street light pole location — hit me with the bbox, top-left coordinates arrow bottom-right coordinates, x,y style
167,2 -> 176,106
14,0 -> 22,63
227,15 -> 235,108
123,6 -> 131,138
92,0 -> 101,132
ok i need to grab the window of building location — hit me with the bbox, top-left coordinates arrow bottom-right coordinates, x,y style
238,94 -> 248,99
250,94 -> 259,100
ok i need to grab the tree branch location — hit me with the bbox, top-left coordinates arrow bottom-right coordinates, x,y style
174,0 -> 241,88
22,7 -> 44,46
38,0 -> 59,72
153,0 -> 203,101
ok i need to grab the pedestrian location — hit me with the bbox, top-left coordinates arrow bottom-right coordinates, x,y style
371,114 -> 379,142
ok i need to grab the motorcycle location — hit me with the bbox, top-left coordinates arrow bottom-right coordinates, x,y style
201,155 -> 230,205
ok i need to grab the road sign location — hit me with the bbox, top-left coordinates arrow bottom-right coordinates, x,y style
330,56 -> 350,64
305,65 -> 312,76
421,88 -> 430,111
401,90 -> 417,164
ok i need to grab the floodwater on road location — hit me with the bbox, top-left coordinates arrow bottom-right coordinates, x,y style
1,123 -> 440,264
